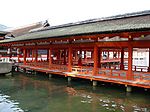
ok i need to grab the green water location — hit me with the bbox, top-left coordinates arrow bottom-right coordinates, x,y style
0,73 -> 149,112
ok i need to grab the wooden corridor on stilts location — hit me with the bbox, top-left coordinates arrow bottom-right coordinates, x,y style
1,10 -> 150,91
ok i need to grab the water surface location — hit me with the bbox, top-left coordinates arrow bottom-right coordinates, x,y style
0,73 -> 149,112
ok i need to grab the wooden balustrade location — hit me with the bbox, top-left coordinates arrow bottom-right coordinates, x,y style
133,72 -> 150,82
24,61 -> 150,84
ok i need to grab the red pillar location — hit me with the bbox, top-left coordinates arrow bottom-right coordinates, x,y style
26,49 -> 29,59
98,48 -> 102,68
17,48 -> 21,63
107,50 -> 109,59
93,46 -> 98,76
78,50 -> 82,66
64,49 -> 66,65
148,48 -> 150,72
35,49 -> 38,62
47,49 -> 49,61
32,49 -> 34,62
68,47 -> 73,72
120,48 -> 124,70
49,48 -> 52,68
127,45 -> 133,80
23,49 -> 27,65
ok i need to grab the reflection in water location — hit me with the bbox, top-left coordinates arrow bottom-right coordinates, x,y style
0,74 -> 149,112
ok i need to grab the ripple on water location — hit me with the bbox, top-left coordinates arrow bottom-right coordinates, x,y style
0,93 -> 24,112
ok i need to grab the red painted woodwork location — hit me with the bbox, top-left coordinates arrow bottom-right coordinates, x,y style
120,48 -> 124,70
23,49 -> 27,65
49,48 -> 52,68
93,46 -> 98,76
127,44 -> 133,80
68,47 -> 73,72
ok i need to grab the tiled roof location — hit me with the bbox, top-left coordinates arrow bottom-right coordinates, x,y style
1,10 -> 150,43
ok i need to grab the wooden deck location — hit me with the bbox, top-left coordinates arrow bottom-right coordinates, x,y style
15,62 -> 150,89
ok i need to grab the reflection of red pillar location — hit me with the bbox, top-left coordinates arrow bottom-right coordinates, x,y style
148,48 -> 150,72
120,48 -> 124,70
127,45 -> 133,80
23,49 -> 27,65
93,46 -> 98,76
68,47 -> 73,72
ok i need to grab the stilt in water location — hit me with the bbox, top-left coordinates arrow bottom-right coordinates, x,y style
126,85 -> 132,92
68,76 -> 72,82
49,74 -> 52,79
67,77 -> 72,86
5,72 -> 12,77
93,80 -> 97,87
23,68 -> 26,73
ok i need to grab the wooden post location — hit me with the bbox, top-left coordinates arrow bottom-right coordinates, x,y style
120,48 -> 124,70
98,48 -> 102,68
68,47 -> 73,72
17,48 -> 20,63
78,49 -> 82,66
35,49 -> 38,62
93,46 -> 98,76
64,49 -> 66,65
127,45 -> 133,80
27,49 -> 30,58
49,48 -> 52,68
108,50 -> 109,59
47,49 -> 49,61
23,49 -> 27,65
32,49 -> 34,62
148,48 -> 150,72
